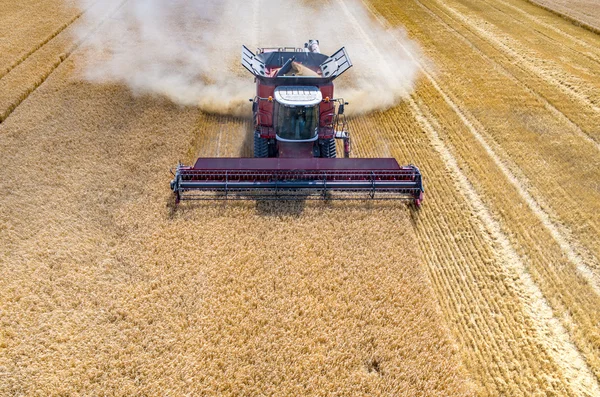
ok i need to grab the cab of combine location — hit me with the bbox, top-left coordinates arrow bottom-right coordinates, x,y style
274,86 -> 321,142
243,44 -> 351,159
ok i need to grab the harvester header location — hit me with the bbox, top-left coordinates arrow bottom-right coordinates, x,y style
171,40 -> 424,205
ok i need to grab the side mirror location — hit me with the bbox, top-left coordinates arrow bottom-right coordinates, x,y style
338,104 -> 345,115
252,102 -> 258,113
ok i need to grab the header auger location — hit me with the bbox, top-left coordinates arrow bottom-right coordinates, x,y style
170,40 -> 424,206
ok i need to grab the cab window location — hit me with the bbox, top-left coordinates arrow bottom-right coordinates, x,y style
275,103 -> 318,140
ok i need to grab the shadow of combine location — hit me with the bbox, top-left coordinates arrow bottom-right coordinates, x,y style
167,194 -> 420,220
254,198 -> 307,217
255,196 -> 420,218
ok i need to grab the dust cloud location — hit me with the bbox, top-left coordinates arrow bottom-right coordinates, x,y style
75,0 -> 421,116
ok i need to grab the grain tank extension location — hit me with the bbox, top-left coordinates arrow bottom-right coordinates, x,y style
170,41 -> 424,205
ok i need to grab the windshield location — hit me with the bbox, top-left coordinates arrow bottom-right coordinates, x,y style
275,103 -> 319,140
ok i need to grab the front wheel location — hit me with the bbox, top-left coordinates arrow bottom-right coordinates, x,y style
254,131 -> 268,158
414,191 -> 424,208
320,138 -> 337,158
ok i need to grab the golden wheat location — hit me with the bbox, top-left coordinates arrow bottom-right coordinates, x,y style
0,0 -> 79,79
0,1 -> 120,123
366,0 -> 600,394
0,45 -> 471,395
2,0 -> 600,395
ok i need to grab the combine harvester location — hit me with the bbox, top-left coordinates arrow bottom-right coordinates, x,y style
170,40 -> 424,205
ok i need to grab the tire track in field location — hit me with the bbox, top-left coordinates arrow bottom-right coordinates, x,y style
408,95 -> 600,396
479,0 -> 600,65
418,35 -> 600,289
354,0 -> 600,392
368,0 -> 600,289
419,0 -> 600,152
418,75 -> 600,293
342,0 -> 598,392
353,102 -> 575,395
416,0 -> 600,153
398,0 -> 599,334
0,0 -> 128,124
424,0 -> 600,114
425,0 -> 600,282
0,7 -> 87,81
366,0 -> 600,293
413,74 -> 600,383
375,0 -> 600,386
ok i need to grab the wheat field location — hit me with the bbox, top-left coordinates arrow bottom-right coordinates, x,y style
1,0 -> 599,395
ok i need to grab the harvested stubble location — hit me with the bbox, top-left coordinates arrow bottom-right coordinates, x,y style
366,0 -> 600,394
0,50 -> 471,395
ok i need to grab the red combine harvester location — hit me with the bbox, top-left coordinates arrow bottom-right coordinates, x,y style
170,40 -> 424,205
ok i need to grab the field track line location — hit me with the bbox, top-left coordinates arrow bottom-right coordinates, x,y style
416,0 -> 600,151
522,0 -> 600,35
0,0 -> 129,124
355,0 -> 600,391
409,0 -> 600,274
375,105 -> 560,394
0,5 -> 90,81
419,0 -> 600,116
418,0 -> 600,152
363,0 -> 600,293
412,0 -> 600,287
215,119 -> 225,156
342,0 -> 600,390
409,96 -> 600,395
352,110 -> 521,393
479,0 -> 600,65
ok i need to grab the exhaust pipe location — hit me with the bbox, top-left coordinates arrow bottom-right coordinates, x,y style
305,39 -> 320,53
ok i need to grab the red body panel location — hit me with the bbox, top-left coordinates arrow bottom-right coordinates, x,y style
277,141 -> 314,158
256,82 -> 275,131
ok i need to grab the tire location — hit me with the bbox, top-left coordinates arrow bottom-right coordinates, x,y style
254,131 -> 268,158
320,138 -> 337,158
